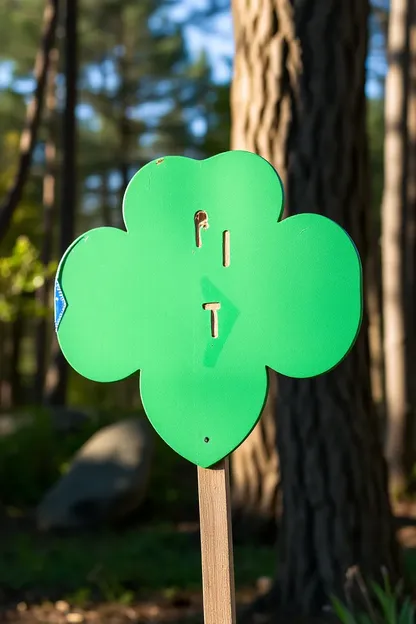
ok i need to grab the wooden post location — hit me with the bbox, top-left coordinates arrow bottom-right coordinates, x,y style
197,457 -> 236,624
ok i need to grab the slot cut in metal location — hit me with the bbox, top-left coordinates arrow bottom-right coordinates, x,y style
223,230 -> 230,267
195,210 -> 209,247
203,302 -> 221,338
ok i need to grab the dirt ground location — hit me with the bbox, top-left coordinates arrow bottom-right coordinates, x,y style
1,588 -> 262,624
2,502 -> 416,624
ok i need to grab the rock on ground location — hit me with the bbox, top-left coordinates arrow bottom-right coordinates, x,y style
0,407 -> 93,437
36,418 -> 154,530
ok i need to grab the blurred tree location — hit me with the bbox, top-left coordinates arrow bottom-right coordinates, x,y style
367,99 -> 385,423
404,0 -> 416,485
34,46 -> 58,403
60,0 -> 78,260
231,0 -> 400,617
46,0 -> 78,406
0,0 -> 231,409
0,235 -> 52,406
0,0 -> 59,242
76,0 -> 196,227
382,0 -> 414,495
198,82 -> 231,157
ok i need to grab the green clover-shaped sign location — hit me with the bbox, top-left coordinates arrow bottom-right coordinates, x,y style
54,151 -> 362,467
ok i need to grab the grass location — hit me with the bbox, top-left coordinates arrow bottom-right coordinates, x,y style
0,523 -> 275,603
1,408 -> 416,617
403,549 -> 416,585
0,408 -> 272,607
332,567 -> 416,624
2,522 -> 416,609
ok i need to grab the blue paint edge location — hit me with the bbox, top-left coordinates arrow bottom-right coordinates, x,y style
54,280 -> 67,332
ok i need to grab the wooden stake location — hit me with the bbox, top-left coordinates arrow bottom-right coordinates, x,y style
197,457 -> 236,624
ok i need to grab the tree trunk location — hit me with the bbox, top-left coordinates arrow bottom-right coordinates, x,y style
119,118 -> 130,203
367,246 -> 385,422
229,0 -> 301,535
100,171 -> 113,227
404,0 -> 416,479
0,323 -> 12,409
46,0 -> 78,406
34,46 -> 58,404
0,0 -> 59,243
117,13 -> 132,227
230,370 -> 280,542
231,0 -> 400,616
382,0 -> 411,495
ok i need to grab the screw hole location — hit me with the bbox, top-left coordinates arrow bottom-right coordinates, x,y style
204,437 -> 210,443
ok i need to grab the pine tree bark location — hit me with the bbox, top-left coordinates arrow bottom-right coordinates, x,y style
231,0 -> 400,615
230,370 -> 280,542
0,0 -> 59,242
229,0 -> 301,536
382,0 -> 411,494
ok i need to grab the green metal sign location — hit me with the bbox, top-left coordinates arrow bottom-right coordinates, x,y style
54,150 -> 362,467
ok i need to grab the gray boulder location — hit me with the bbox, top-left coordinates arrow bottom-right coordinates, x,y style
0,407 -> 93,437
36,418 -> 153,530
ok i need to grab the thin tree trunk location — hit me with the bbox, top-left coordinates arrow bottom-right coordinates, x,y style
34,47 -> 59,404
367,248 -> 385,422
404,0 -> 416,476
100,171 -> 112,227
0,323 -> 12,409
119,121 -> 130,200
10,313 -> 24,406
382,0 -> 410,495
231,0 -> 400,616
46,0 -> 77,406
0,0 -> 59,242
117,14 -> 132,225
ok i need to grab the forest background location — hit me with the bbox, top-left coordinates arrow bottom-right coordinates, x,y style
0,1 -> 415,623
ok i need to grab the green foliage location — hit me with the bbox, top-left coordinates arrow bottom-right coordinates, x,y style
0,0 -> 231,411
0,0 -> 45,71
75,0 -> 217,230
0,411 -> 271,600
331,569 -> 415,624
0,410 -> 102,506
0,523 -> 275,599
0,235 -> 56,322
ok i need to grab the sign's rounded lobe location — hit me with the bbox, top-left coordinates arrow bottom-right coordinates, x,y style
54,151 -> 362,467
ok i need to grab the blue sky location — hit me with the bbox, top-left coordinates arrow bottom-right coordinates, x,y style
0,1 -> 387,207
0,1 -> 387,127
170,1 -> 387,97
1,0 -> 387,91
